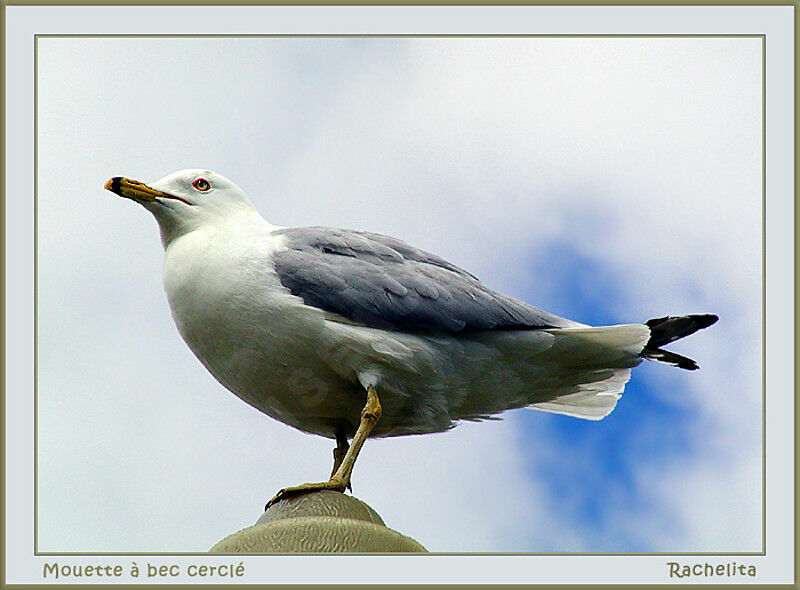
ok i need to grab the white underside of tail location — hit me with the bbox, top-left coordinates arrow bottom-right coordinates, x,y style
526,324 -> 651,421
527,368 -> 632,420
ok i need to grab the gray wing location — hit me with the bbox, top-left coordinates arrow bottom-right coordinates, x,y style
271,226 -> 578,332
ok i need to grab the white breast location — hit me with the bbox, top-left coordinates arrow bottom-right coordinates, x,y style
161,220 -> 358,434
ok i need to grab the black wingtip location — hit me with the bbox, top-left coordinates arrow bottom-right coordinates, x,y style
695,313 -> 719,329
645,313 -> 718,330
642,347 -> 701,370
642,313 -> 717,370
645,313 -> 719,349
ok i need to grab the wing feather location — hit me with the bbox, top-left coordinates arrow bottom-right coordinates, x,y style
271,227 -> 579,332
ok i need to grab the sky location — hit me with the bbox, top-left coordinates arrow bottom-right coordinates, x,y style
35,36 -> 762,553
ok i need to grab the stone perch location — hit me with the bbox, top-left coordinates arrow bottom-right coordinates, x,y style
209,490 -> 427,553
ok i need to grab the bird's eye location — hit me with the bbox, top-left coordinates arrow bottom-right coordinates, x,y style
192,178 -> 211,191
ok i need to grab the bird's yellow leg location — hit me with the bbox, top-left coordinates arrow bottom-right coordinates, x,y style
265,386 -> 382,509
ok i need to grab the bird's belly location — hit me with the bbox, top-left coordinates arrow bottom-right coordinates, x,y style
173,298 -> 367,436
164,281 -> 458,437
163,251 -> 367,438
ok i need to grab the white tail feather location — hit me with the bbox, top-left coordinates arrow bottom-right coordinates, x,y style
525,324 -> 650,420
527,368 -> 632,420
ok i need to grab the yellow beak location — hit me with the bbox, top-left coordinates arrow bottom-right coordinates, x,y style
104,177 -> 191,205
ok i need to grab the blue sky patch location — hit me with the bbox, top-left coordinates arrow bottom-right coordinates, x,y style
510,240 -> 696,551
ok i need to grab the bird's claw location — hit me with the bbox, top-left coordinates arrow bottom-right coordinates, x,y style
264,480 -> 348,511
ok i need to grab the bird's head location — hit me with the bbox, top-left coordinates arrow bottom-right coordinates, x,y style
105,169 -> 256,246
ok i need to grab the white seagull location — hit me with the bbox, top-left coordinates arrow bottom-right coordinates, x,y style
105,169 -> 717,507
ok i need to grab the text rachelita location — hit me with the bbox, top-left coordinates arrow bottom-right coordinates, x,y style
668,561 -> 756,579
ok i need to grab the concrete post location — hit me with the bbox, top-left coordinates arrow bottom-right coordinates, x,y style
209,490 -> 427,553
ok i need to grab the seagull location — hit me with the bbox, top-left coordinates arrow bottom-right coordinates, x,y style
105,169 -> 717,508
